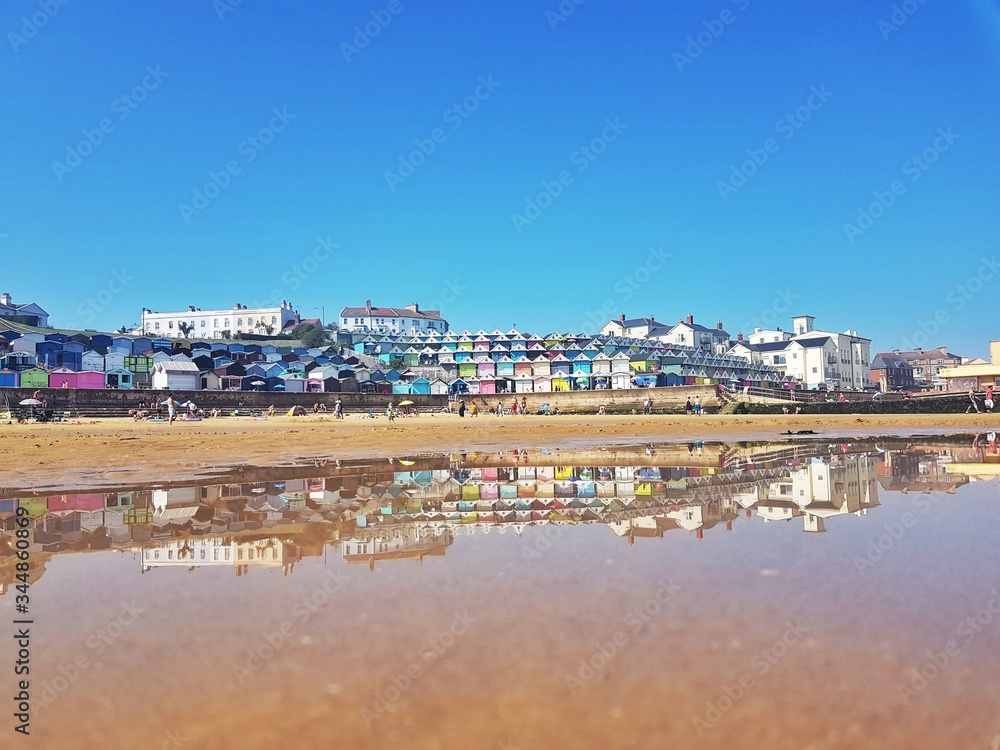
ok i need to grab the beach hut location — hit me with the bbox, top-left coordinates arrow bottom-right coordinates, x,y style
429,378 -> 449,396
277,373 -> 306,393
81,350 -> 105,372
476,359 -> 496,379
75,370 -> 107,389
0,369 -> 18,388
104,351 -> 126,371
19,368 -> 49,389
105,368 -> 133,389
151,361 -> 200,390
48,366 -> 79,388
409,377 -> 431,395
512,373 -> 535,393
532,375 -> 552,393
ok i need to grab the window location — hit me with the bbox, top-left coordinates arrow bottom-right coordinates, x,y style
237,318 -> 243,326
154,322 -> 160,330
247,317 -> 254,325
792,352 -> 797,359
224,318 -> 230,327
168,321 -> 174,329
271,316 -> 277,324
214,319 -> 219,327
812,367 -> 817,373
200,320 -> 206,327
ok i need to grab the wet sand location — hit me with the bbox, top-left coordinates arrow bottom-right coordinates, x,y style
22,478 -> 1000,750
2,412 -> 997,491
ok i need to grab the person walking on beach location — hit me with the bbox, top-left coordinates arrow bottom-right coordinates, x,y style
967,388 -> 981,414
458,400 -> 466,418
496,400 -> 504,417
647,396 -> 654,414
334,398 -> 343,419
694,396 -> 701,417
511,394 -> 519,416
520,396 -> 527,416
386,404 -> 396,424
684,398 -> 693,416
166,393 -> 176,425
642,397 -> 650,415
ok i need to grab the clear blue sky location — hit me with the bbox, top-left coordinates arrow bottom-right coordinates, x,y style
2,0 -> 999,356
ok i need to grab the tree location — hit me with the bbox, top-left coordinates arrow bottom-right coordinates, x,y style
177,322 -> 195,338
255,320 -> 275,336
220,330 -> 232,340
289,322 -> 328,348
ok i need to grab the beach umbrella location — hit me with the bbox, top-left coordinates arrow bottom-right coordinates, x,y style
398,400 -> 415,406
19,398 -> 41,406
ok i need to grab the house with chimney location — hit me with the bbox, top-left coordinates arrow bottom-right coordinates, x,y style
870,353 -> 915,391
655,315 -> 731,354
884,346 -> 961,389
339,301 -> 448,334
0,292 -> 49,327
600,314 -> 670,339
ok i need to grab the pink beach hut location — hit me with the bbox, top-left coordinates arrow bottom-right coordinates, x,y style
47,366 -> 78,388
75,370 -> 107,389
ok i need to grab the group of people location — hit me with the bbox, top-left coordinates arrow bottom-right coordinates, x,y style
967,385 -> 995,414
683,397 -> 702,416
457,395 -> 529,417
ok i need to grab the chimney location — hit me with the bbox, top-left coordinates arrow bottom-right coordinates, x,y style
619,313 -> 625,323
717,321 -> 723,330
365,299 -> 372,314
406,302 -> 419,313
737,332 -> 744,342
914,348 -> 922,354
686,314 -> 694,325
0,293 -> 11,306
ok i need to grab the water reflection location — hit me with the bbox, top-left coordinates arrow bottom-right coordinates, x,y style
2,436 -> 997,592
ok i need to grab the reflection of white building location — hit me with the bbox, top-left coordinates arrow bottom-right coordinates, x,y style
756,455 -> 879,532
342,526 -> 453,566
137,537 -> 290,573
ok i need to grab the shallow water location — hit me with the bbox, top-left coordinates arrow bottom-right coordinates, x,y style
2,435 -> 999,748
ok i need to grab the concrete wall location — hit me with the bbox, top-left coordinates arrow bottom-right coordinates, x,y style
0,387 -> 447,416
454,385 -> 720,413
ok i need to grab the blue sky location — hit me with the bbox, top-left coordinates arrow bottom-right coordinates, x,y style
2,0 -> 999,356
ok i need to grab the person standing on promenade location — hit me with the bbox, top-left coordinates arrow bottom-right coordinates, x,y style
967,389 -> 981,414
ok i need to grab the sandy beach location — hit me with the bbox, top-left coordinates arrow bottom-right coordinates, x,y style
2,412 -> 997,493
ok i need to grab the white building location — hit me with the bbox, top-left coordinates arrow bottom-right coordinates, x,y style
727,315 -> 872,390
600,314 -> 669,339
0,292 -> 49,327
139,301 -> 300,339
654,314 -> 731,353
340,301 -> 448,334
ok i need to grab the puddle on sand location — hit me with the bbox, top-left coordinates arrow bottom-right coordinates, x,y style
2,435 -> 1000,749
